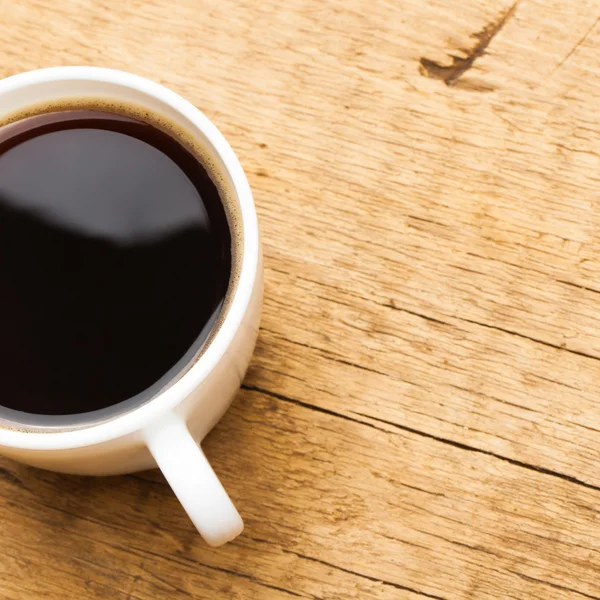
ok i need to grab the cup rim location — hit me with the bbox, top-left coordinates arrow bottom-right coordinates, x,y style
0,66 -> 259,451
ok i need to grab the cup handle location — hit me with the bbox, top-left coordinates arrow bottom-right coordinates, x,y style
144,412 -> 243,546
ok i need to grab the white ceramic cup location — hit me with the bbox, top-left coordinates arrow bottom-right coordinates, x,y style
0,67 -> 262,547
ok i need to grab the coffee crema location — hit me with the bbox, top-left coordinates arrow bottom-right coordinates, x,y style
0,103 -> 238,425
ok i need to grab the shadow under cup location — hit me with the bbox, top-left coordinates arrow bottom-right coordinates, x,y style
0,80 -> 243,432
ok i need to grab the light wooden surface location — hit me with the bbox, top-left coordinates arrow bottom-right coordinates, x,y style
2,0 -> 600,598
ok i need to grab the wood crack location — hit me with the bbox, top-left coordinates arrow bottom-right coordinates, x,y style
388,303 -> 449,326
509,571 -> 600,600
0,466 -> 27,491
267,271 -> 600,365
552,16 -> 600,75
128,543 -> 311,599
414,529 -> 504,560
388,301 -> 600,364
420,1 -> 519,85
241,383 -> 387,434
350,410 -> 600,492
558,279 -> 600,295
448,383 -> 536,413
279,547 -> 447,600
243,384 -> 600,493
456,315 -> 600,361
260,326 -> 393,379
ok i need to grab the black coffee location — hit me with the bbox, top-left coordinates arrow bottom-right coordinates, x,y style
0,108 -> 232,422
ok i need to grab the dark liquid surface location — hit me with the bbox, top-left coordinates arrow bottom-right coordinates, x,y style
0,110 -> 231,422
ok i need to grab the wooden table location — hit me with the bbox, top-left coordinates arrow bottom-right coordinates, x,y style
2,0 -> 600,598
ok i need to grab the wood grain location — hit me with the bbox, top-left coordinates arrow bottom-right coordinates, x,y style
2,0 -> 600,597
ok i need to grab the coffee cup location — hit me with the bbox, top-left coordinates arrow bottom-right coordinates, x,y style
0,67 -> 262,547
